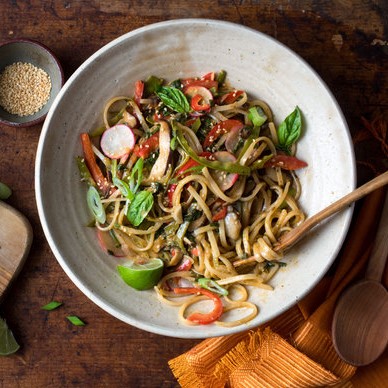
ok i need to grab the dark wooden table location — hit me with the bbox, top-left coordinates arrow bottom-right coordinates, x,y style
0,1 -> 387,387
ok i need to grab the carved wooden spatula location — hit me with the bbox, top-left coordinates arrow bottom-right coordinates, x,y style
0,201 -> 33,300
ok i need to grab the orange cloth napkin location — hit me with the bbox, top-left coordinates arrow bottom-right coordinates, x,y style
169,187 -> 388,388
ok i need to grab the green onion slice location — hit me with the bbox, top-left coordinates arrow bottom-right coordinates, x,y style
66,316 -> 86,326
248,106 -> 267,127
87,186 -> 106,224
197,278 -> 228,296
41,301 -> 63,311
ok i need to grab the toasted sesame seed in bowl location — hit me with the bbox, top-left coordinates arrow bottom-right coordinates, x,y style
0,39 -> 64,127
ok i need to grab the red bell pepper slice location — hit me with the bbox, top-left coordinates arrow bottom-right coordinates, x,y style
181,78 -> 218,90
134,80 -> 144,105
80,133 -> 111,195
212,205 -> 227,222
191,247 -> 200,256
167,159 -> 201,204
173,287 -> 224,324
167,152 -> 212,206
201,72 -> 215,81
175,256 -> 193,271
212,207 -> 227,222
190,94 -> 211,111
203,119 -> 244,148
167,152 -> 211,206
176,157 -> 201,176
133,132 -> 159,159
219,90 -> 244,105
264,154 -> 308,170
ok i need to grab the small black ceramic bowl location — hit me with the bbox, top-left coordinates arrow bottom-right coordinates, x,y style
0,39 -> 64,127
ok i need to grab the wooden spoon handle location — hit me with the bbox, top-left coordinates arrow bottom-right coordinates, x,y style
365,192 -> 388,282
274,170 -> 388,253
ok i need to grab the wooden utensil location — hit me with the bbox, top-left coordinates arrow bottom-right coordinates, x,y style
0,201 -> 33,300
331,192 -> 388,366
274,170 -> 388,252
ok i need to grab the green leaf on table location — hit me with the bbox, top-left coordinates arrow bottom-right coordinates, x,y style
0,182 -> 12,200
0,317 -> 20,356
66,316 -> 86,326
41,301 -> 63,311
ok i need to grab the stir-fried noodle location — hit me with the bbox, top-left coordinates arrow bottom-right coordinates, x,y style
78,71 -> 307,326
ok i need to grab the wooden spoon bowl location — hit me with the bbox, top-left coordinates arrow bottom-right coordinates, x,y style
332,280 -> 388,366
332,191 -> 388,366
0,201 -> 33,300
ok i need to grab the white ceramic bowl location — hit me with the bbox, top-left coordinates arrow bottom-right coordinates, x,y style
35,19 -> 356,338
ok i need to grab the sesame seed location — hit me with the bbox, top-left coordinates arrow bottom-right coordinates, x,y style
0,62 -> 52,116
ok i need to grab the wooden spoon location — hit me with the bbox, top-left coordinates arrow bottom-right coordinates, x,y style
0,201 -> 33,301
274,170 -> 388,253
332,192 -> 388,366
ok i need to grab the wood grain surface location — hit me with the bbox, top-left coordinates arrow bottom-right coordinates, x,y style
0,201 -> 32,300
0,1 -> 387,387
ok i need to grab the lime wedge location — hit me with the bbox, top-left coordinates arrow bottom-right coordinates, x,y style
117,258 -> 164,290
0,318 -> 20,356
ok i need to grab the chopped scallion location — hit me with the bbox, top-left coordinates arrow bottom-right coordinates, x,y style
66,316 -> 86,326
248,106 -> 267,128
41,301 -> 63,311
87,186 -> 106,224
197,278 -> 228,296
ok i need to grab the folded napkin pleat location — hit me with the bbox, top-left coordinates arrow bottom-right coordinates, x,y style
216,328 -> 338,388
293,321 -> 356,382
169,187 -> 387,388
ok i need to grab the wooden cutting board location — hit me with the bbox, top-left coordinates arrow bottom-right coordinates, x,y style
0,201 -> 33,300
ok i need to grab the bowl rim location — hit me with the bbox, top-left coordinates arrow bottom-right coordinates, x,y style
0,38 -> 65,128
35,18 -> 356,338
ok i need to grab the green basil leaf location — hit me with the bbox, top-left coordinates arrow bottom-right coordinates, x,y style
127,191 -> 154,226
144,75 -> 164,97
0,182 -> 12,200
156,86 -> 190,113
277,106 -> 302,154
41,301 -> 63,311
113,177 -> 134,201
129,157 -> 144,194
66,316 -> 86,326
